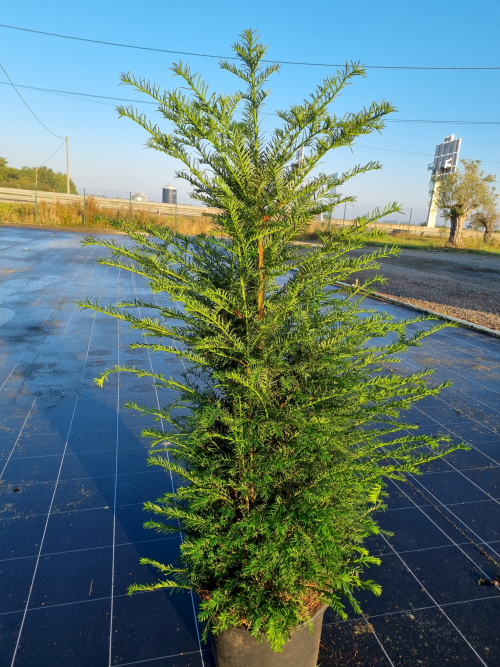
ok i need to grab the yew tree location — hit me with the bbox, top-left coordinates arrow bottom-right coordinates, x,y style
80,30 -> 464,652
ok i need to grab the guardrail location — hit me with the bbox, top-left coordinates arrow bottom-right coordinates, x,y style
1,187 -> 497,240
0,187 -> 219,217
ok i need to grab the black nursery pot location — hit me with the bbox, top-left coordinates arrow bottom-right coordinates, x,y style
214,605 -> 327,667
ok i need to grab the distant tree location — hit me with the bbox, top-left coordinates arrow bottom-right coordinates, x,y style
433,159 -> 497,246
0,158 -> 78,194
468,201 -> 500,243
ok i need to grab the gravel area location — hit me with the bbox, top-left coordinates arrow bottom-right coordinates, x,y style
352,248 -> 500,331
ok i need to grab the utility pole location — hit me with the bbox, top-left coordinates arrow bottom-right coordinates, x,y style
66,137 -> 70,194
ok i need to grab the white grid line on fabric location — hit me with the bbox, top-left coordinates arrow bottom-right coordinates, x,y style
117,649 -> 213,667
0,248 -> 101,481
3,424 -> 152,440
322,591 -> 500,627
430,330 -> 500,364
4,532 -> 500,565
380,534 -> 489,667
108,268 -> 121,667
362,613 -> 396,666
4,444 -> 155,460
3,460 -> 499,485
404,474 -> 500,565
392,478 -> 500,585
402,352 -> 500,416
5,585 -> 500,622
3,478 -> 500,522
8,259 -> 110,667
132,270 -> 206,667
1,468 -> 170,484
0,354 -> 26,392
0,367 -> 58,479
0,535 -> 180,563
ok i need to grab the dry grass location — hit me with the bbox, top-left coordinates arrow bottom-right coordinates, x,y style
2,201 -> 498,255
0,198 -> 319,238
0,197 -> 217,235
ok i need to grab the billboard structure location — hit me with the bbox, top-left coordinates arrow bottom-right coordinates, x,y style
295,146 -> 305,167
426,135 -> 462,227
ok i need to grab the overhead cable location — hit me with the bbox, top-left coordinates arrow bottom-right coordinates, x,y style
1,78 -> 499,166
2,81 -> 499,163
0,80 -> 152,105
353,145 -> 500,165
38,139 -> 66,167
0,63 -> 65,138
2,82 -> 499,127
1,24 -> 500,70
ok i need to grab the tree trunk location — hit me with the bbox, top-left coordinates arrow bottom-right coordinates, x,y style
483,224 -> 493,243
448,215 -> 466,246
258,239 -> 265,318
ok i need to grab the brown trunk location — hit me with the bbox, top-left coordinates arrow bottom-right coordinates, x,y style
484,225 -> 493,243
448,215 -> 465,246
258,239 -> 265,318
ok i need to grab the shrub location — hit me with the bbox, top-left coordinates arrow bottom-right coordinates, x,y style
80,30 -> 465,651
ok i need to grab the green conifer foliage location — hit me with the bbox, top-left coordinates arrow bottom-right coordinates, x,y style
80,30 -> 465,651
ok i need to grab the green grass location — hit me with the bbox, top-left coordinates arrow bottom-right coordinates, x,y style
2,203 -> 499,256
361,231 -> 500,255
299,228 -> 500,255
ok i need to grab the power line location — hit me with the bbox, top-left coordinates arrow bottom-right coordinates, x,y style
355,145 -> 433,157
0,63 -> 65,138
2,23 -> 500,71
38,139 -> 66,167
0,80 -> 154,105
353,144 -> 500,165
2,80 -> 499,163
390,119 -> 500,125
2,81 -> 499,164
0,82 -> 150,111
1,79 -> 499,166
2,81 -> 500,127
266,110 -> 500,125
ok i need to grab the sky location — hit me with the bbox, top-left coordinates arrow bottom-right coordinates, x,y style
1,0 -> 499,223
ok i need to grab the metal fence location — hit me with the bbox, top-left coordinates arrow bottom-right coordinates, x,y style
0,186 -> 496,240
0,186 -> 217,217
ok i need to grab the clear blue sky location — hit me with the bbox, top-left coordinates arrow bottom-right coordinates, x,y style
1,0 -> 499,222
